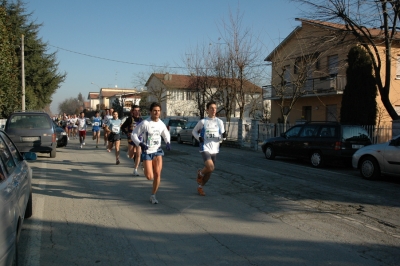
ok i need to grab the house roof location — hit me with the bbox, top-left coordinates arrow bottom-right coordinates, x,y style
88,92 -> 99,99
99,88 -> 138,98
146,73 -> 262,92
265,18 -> 400,61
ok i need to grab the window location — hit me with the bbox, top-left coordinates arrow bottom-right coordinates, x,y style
285,126 -> 301,137
0,132 -> 22,164
284,65 -> 291,83
299,125 -> 319,137
318,126 -> 336,137
328,54 -> 339,75
0,135 -> 16,174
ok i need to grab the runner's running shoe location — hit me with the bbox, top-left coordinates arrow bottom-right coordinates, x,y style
133,169 -> 139,176
197,187 -> 205,196
150,195 -> 158,204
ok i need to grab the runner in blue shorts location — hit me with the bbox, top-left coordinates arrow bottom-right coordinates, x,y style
92,111 -> 102,148
131,102 -> 171,204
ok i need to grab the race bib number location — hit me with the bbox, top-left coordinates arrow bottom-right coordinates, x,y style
94,122 -> 99,126
112,125 -> 119,133
147,133 -> 161,147
206,129 -> 219,140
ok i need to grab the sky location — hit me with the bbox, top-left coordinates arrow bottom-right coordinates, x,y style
25,0 -> 303,114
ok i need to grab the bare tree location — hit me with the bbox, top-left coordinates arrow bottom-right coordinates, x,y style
292,0 -> 400,120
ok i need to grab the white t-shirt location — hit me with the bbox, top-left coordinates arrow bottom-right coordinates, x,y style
131,118 -> 171,154
70,118 -> 78,128
76,118 -> 87,131
192,117 -> 225,154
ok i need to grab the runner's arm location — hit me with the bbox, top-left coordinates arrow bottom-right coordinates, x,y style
192,120 -> 204,141
131,121 -> 145,146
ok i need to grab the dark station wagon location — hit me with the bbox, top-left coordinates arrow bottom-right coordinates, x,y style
261,122 -> 372,167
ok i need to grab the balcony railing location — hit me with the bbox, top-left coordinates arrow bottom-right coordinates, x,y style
263,75 -> 346,99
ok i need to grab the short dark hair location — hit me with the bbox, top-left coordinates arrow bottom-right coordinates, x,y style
206,101 -> 217,109
149,102 -> 161,111
132,105 -> 140,110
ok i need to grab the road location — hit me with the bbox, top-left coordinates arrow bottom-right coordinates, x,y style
17,137 -> 400,266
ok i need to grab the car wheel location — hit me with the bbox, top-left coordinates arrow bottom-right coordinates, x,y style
192,138 -> 198,147
177,135 -> 182,144
360,156 -> 380,180
264,145 -> 275,159
50,148 -> 56,158
310,151 -> 324,168
25,191 -> 33,219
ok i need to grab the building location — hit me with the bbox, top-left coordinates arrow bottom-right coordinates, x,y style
87,88 -> 141,111
145,73 -> 263,119
264,18 -> 400,124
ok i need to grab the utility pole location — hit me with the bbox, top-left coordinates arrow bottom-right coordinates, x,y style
21,34 -> 25,111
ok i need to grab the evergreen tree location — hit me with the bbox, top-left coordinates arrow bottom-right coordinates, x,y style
0,6 -> 19,118
340,46 -> 377,125
2,0 -> 66,111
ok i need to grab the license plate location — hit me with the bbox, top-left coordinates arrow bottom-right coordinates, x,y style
352,144 -> 364,149
22,137 -> 40,142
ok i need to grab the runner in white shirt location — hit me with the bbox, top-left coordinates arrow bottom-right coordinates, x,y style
192,101 -> 226,196
131,102 -> 171,204
76,112 -> 88,149
105,111 -> 122,165
70,114 -> 78,139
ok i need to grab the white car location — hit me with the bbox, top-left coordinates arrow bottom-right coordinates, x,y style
352,134 -> 400,180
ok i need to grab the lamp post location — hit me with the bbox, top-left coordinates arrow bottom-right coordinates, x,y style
91,82 -> 102,110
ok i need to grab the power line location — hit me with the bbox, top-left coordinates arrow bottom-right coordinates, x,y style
48,44 -> 185,69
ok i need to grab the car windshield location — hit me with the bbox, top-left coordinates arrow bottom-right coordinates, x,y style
8,115 -> 50,129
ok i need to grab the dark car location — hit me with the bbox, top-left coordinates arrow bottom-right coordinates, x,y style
5,111 -> 57,158
53,122 -> 68,147
0,130 -> 36,266
177,121 -> 199,146
261,122 -> 372,167
162,118 -> 187,140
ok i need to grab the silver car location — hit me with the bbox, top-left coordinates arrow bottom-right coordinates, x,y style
0,130 -> 36,266
177,121 -> 199,146
352,134 -> 400,180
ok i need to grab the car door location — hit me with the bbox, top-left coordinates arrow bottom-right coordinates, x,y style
291,125 -> 320,158
0,133 -> 20,266
181,121 -> 195,143
277,125 -> 302,156
381,135 -> 400,176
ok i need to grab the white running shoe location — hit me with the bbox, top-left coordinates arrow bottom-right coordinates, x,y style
149,195 -> 158,204
133,169 -> 139,176
83,142 -> 85,146
80,145 -> 82,149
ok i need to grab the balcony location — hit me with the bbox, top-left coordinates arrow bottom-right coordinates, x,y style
263,75 -> 346,100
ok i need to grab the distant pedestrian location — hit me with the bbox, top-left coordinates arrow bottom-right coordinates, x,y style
192,101 -> 226,196
76,112 -> 88,149
102,109 -> 112,146
105,111 -> 122,165
131,102 -> 171,204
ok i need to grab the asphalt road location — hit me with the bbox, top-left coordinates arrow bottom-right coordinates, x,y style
17,136 -> 400,266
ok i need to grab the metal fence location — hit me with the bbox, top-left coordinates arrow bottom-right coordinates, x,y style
257,123 -> 393,145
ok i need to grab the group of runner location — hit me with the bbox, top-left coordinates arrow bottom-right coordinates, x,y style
62,101 -> 225,205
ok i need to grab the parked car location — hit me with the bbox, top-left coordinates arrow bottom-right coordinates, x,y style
177,121 -> 199,146
352,134 -> 400,180
4,111 -> 57,158
162,118 -> 187,140
0,130 -> 36,266
261,122 -> 372,167
53,122 -> 68,147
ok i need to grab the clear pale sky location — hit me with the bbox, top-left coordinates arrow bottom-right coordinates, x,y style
25,0 -> 303,114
